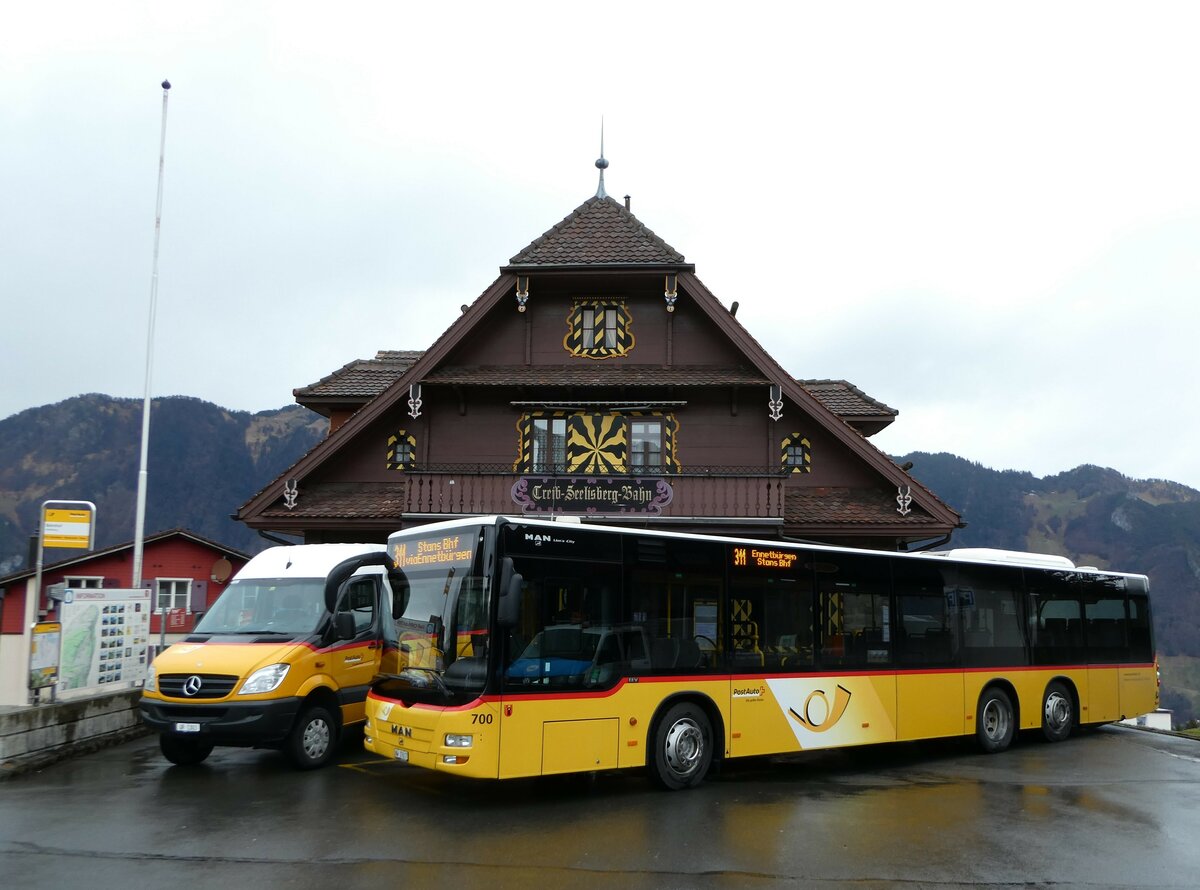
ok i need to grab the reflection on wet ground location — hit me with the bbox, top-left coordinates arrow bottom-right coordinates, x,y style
3,726 -> 1200,888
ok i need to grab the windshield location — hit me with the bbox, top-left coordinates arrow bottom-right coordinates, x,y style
194,578 -> 325,636
375,527 -> 491,703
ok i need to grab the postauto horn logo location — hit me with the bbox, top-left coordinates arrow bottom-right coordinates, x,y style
788,684 -> 852,733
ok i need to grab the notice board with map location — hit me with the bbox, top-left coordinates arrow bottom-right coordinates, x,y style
57,588 -> 152,694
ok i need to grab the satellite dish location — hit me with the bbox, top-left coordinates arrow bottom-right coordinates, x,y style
211,557 -> 233,584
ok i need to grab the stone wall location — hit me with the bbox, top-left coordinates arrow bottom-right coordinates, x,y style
0,690 -> 149,777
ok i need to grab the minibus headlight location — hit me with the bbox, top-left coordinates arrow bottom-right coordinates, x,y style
144,666 -> 157,692
239,664 -> 290,695
444,733 -> 473,748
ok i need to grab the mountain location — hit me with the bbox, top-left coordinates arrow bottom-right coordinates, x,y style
0,394 -> 326,574
900,452 -> 1200,723
3,399 -> 1196,722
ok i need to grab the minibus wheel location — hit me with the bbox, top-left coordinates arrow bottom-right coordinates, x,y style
649,702 -> 713,790
976,687 -> 1015,753
160,734 -> 213,766
288,704 -> 337,769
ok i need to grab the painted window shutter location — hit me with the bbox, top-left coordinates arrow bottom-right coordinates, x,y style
190,578 -> 207,614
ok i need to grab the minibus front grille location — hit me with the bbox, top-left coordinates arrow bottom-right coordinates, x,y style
159,674 -> 240,699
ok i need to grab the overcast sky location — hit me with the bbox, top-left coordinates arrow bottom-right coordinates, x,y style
4,2 -> 1199,490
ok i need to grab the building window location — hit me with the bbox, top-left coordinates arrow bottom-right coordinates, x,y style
781,433 -> 812,474
563,300 -> 634,359
516,412 -> 678,474
387,429 -> 417,470
630,420 -> 663,472
532,417 -> 568,472
156,579 -> 192,614
64,576 -> 104,589
583,306 -> 617,350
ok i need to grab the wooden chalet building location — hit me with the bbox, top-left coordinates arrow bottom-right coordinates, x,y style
237,183 -> 961,550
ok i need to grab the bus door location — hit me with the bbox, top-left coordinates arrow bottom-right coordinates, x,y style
498,547 -> 625,779
726,560 -> 815,757
893,561 -> 962,741
331,575 -> 385,725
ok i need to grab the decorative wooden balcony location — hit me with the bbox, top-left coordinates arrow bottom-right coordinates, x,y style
401,467 -> 786,520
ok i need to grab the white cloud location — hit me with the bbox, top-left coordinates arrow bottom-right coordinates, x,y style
3,1 -> 1199,489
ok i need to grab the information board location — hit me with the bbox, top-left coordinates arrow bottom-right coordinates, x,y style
29,622 -> 62,689
57,588 -> 152,693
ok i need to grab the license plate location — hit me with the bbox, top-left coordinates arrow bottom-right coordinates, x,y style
174,722 -> 201,733
394,749 -> 409,762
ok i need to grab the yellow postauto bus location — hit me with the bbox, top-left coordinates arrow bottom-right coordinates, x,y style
364,517 -> 1157,790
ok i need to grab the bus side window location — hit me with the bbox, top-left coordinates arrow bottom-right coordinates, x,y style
817,554 -> 891,668
1081,574 -> 1128,664
893,560 -> 957,667
1027,569 -> 1083,665
338,577 -> 377,635
954,565 -> 1027,668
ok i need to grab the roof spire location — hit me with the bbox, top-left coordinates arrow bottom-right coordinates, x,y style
595,117 -> 609,199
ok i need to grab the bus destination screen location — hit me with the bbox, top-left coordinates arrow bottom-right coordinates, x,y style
731,545 -> 799,571
391,535 -> 476,571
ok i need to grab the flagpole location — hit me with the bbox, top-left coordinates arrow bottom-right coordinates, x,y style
132,79 -> 171,596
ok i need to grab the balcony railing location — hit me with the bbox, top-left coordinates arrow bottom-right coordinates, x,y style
401,466 -> 786,519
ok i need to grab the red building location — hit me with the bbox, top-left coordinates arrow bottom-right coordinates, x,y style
0,529 -> 248,705
237,182 -> 961,549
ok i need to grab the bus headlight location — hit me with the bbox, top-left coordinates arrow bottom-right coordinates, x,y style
444,733 -> 473,748
145,666 -> 157,692
239,664 -> 290,695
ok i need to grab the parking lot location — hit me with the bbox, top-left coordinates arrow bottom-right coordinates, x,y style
3,724 -> 1200,889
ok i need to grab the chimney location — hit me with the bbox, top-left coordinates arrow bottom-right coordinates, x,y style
730,301 -> 739,317
27,534 -> 38,570
624,195 -> 630,211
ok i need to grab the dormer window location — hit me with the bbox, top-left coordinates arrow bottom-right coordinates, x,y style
564,300 -> 634,359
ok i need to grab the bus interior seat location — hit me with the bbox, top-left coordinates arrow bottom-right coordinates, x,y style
651,637 -> 679,669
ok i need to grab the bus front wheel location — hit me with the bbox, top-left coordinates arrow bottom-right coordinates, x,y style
287,704 -> 337,770
976,687 -> 1015,753
649,702 -> 713,790
1041,681 -> 1074,742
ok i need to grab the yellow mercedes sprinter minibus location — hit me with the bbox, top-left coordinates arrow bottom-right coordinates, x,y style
140,543 -> 401,769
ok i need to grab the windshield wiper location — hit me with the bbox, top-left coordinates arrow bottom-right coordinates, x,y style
392,666 -> 451,696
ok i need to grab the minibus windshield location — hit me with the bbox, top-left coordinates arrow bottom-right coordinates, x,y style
194,578 -> 326,636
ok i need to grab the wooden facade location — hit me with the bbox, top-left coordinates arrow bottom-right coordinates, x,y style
237,194 -> 961,550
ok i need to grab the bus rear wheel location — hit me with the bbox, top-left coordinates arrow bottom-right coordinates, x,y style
976,687 -> 1015,753
649,702 -> 713,790
160,734 -> 213,766
1041,681 -> 1074,742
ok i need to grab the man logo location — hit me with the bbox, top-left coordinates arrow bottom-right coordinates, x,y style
789,684 -> 852,733
391,724 -> 413,738
182,675 -> 203,697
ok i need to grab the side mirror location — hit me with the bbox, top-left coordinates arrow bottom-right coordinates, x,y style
331,611 -> 356,641
497,557 -> 523,629
390,572 -> 410,620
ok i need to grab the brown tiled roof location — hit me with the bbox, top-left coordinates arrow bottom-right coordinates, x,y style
424,365 -> 768,387
293,353 -> 888,420
257,483 -> 407,520
797,380 -> 896,418
506,196 -> 689,268
294,351 -> 422,400
784,487 -> 943,526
